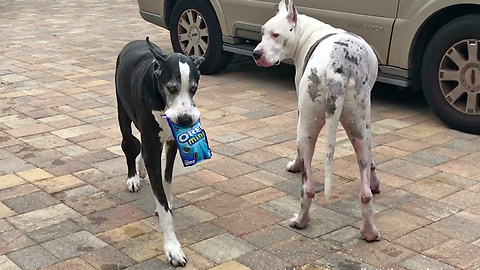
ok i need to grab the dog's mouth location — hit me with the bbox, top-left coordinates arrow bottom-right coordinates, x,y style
172,115 -> 197,127
254,58 -> 274,67
254,56 -> 282,67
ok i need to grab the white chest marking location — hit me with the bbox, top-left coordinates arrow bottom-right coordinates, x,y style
152,110 -> 173,143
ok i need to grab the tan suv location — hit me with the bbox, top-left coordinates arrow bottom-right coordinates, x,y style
137,0 -> 480,134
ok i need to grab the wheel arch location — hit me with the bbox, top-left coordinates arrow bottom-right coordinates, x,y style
164,0 -> 229,36
407,3 -> 480,90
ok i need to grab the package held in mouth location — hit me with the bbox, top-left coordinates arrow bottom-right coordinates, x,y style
161,115 -> 212,167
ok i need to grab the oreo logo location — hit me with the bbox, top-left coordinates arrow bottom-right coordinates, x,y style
178,133 -> 190,143
178,126 -> 205,146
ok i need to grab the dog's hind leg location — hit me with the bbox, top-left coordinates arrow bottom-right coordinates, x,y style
289,79 -> 325,229
117,96 -> 141,192
341,84 -> 380,242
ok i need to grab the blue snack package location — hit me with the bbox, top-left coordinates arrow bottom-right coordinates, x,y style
161,115 -> 212,167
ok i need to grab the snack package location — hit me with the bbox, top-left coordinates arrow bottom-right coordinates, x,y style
162,115 -> 212,167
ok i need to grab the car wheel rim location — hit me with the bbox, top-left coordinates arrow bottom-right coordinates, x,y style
177,9 -> 209,57
439,39 -> 480,115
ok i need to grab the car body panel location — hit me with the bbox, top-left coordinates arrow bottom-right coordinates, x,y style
137,0 -> 480,81
138,0 -> 167,28
210,0 -> 230,36
138,0 -> 164,15
389,0 -> 480,69
220,0 -> 398,65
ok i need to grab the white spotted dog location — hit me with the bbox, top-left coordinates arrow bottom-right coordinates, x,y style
253,0 -> 381,241
115,37 -> 204,266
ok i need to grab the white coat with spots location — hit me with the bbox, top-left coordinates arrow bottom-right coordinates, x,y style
253,0 -> 381,242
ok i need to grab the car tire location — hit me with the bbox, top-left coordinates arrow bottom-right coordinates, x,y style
169,0 -> 233,74
421,14 -> 480,134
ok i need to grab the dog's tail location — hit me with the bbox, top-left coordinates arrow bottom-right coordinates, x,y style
324,75 -> 347,199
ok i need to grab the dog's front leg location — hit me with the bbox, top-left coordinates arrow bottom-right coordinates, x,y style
160,140 -> 177,211
286,111 -> 302,173
135,152 -> 147,179
155,140 -> 177,214
370,157 -> 381,193
286,154 -> 302,173
142,136 -> 186,267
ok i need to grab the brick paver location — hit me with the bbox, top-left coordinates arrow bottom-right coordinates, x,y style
1,0 -> 480,269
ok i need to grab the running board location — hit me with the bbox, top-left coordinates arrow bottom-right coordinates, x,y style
376,72 -> 411,87
223,43 -> 410,87
223,43 -> 293,65
223,42 -> 256,56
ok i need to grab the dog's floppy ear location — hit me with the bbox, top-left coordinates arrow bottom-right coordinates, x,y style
277,0 -> 287,14
286,0 -> 297,26
190,56 -> 205,69
146,36 -> 166,65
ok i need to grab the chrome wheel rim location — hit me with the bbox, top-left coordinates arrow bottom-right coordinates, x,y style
439,39 -> 480,115
177,9 -> 209,57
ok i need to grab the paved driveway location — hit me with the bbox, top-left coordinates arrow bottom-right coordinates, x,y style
1,0 -> 480,269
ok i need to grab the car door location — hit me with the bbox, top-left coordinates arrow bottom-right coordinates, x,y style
301,0 -> 399,65
220,0 -> 399,65
219,0 -> 279,41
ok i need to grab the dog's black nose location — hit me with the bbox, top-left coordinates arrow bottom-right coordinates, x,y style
176,114 -> 194,127
252,50 -> 262,60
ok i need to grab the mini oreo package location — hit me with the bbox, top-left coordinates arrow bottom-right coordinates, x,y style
161,115 -> 212,167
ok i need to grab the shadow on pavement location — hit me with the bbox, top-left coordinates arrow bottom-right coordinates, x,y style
219,55 -> 430,112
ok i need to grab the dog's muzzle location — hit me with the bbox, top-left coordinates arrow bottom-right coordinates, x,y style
176,114 -> 195,127
252,50 -> 262,60
252,49 -> 280,67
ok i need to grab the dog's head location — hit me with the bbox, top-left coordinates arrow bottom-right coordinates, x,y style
146,37 -> 204,127
253,0 -> 298,67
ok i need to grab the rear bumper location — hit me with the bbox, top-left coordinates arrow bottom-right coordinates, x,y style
139,10 -> 168,29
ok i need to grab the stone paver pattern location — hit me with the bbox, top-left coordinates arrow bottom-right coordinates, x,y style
1,0 -> 480,269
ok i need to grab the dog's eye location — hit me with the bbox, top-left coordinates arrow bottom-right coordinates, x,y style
167,85 -> 177,94
272,33 -> 280,38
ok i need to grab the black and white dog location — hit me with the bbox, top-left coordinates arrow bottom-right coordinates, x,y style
115,37 -> 203,266
253,0 -> 381,241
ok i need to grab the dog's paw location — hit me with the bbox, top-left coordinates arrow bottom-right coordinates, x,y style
286,159 -> 301,173
288,213 -> 309,229
165,240 -> 187,267
126,176 -> 140,192
136,155 -> 147,179
360,224 -> 381,242
138,166 -> 147,179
